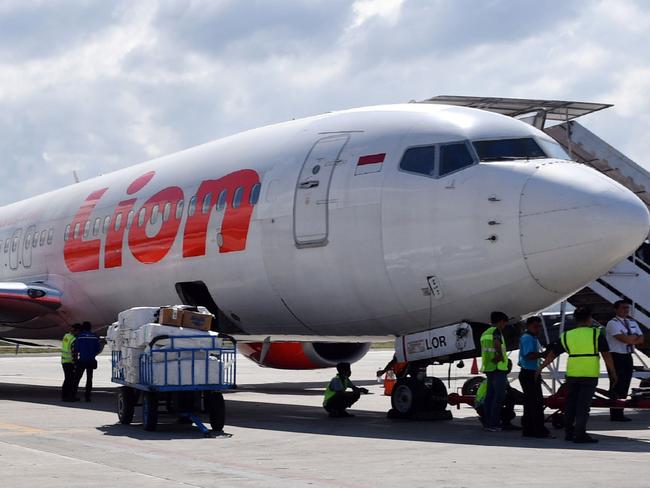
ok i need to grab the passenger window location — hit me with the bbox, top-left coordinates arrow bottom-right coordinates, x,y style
12,237 -> 18,252
25,234 -> 31,249
47,228 -> 54,244
114,213 -> 123,231
83,221 -> 91,239
4,240 -> 8,252
439,143 -> 474,177
126,210 -> 135,229
40,230 -> 47,246
232,187 -> 243,209
33,233 -> 38,247
102,216 -> 111,234
400,145 -> 436,176
93,218 -> 101,236
163,202 -> 171,222
138,208 -> 146,227
188,196 -> 197,217
202,193 -> 212,214
250,183 -> 261,205
175,200 -> 184,220
150,204 -> 159,225
217,190 -> 227,211
64,225 -> 71,241
73,223 -> 80,240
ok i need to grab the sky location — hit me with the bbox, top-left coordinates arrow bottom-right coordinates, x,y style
1,0 -> 649,206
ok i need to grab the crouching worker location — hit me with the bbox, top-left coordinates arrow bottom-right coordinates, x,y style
323,362 -> 369,418
475,360 -> 522,430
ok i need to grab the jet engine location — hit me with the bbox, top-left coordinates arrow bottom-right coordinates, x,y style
238,341 -> 371,369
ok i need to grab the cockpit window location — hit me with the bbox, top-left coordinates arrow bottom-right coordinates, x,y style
399,145 -> 436,176
537,139 -> 571,160
473,137 -> 546,162
439,143 -> 474,177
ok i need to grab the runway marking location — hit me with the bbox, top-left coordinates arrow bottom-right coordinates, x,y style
0,440 -> 205,487
0,422 -> 43,433
0,434 -> 335,488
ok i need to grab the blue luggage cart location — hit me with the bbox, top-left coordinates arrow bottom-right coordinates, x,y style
111,335 -> 236,436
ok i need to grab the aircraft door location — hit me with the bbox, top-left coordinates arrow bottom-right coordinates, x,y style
9,228 -> 22,270
293,135 -> 349,247
22,225 -> 35,269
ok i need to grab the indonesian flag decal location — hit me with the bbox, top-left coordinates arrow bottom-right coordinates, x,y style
355,153 -> 385,175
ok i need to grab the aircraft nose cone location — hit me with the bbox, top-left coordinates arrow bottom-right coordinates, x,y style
519,162 -> 650,294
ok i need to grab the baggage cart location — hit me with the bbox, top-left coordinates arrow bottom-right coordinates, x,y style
111,334 -> 236,436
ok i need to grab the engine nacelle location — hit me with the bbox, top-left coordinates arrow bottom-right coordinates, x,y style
239,341 -> 371,370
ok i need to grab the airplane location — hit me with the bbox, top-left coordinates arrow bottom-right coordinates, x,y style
0,102 -> 648,371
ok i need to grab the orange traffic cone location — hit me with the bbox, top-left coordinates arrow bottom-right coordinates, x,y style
383,371 -> 396,396
470,357 -> 479,375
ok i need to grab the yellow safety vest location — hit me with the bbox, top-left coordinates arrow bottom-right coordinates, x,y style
323,374 -> 351,407
561,327 -> 601,378
61,333 -> 75,364
480,326 -> 508,372
475,380 -> 487,407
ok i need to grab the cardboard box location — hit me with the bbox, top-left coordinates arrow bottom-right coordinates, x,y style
181,310 -> 213,331
159,306 -> 183,327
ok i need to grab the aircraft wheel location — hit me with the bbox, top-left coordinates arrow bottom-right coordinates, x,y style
205,391 -> 225,431
391,378 -> 425,416
142,392 -> 159,431
117,387 -> 135,425
640,379 -> 650,388
461,376 -> 485,396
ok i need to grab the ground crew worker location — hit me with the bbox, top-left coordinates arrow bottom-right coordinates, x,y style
61,323 -> 81,402
540,307 -> 617,444
73,321 -> 101,402
606,300 -> 644,422
480,311 -> 510,431
323,362 -> 369,417
518,316 -> 552,438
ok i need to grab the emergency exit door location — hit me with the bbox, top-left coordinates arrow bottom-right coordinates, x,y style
293,135 -> 349,247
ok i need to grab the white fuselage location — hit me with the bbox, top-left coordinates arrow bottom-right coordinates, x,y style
1,104 -> 648,338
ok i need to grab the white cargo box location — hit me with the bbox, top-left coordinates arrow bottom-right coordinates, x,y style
134,323 -> 221,349
118,307 -> 160,330
148,357 -> 221,386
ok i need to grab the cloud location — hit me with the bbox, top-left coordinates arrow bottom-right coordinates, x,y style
0,0 -> 648,206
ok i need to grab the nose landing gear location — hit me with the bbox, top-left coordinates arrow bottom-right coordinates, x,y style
387,366 -> 452,420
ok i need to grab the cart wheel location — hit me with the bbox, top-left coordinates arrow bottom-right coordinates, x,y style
142,392 -> 159,431
117,387 -> 135,425
461,376 -> 485,396
205,391 -> 225,431
551,412 -> 565,429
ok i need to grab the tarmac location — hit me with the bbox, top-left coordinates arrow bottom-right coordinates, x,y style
0,349 -> 648,488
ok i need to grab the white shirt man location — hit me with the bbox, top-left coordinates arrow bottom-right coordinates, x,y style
605,300 -> 644,421
606,308 -> 643,354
